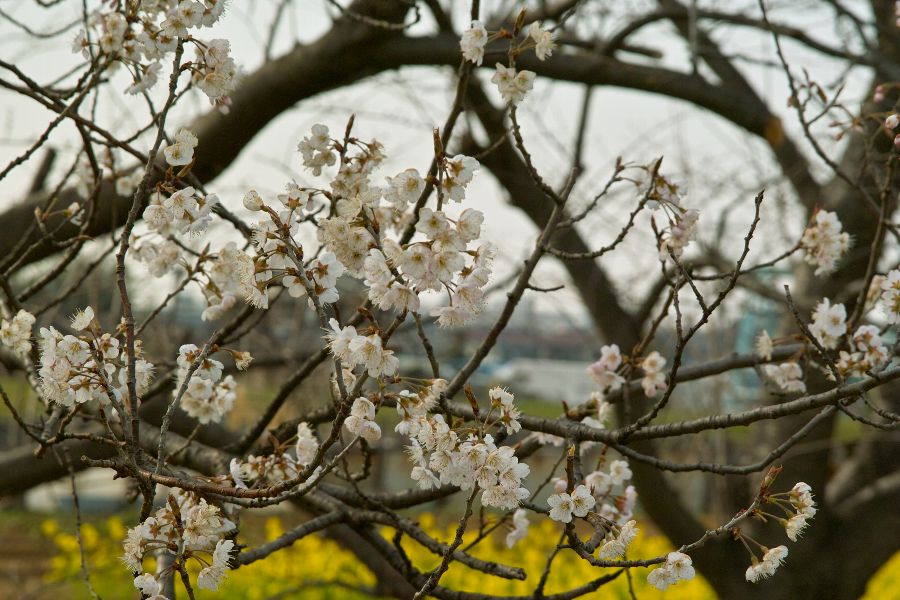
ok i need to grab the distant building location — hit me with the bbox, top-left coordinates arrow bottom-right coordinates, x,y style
492,358 -> 595,405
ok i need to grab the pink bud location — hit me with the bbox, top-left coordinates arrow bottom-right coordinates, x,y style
893,133 -> 900,149
874,85 -> 885,103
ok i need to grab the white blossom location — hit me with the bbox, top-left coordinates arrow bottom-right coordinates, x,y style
648,551 -> 695,590
243,189 -> 264,211
640,351 -> 666,397
460,21 -> 488,65
785,514 -> 809,541
609,460 -> 633,486
879,270 -> 900,324
505,509 -> 530,548
746,546 -> 788,582
528,22 -> 556,61
345,397 -> 382,442
163,128 -> 198,166
295,422 -> 318,466
491,64 -> 536,105
659,208 -> 699,260
762,362 -> 806,393
587,345 -> 625,393
599,521 -> 638,560
175,345 -> 235,424
0,309 -> 36,358
801,210 -> 850,276
548,484 -> 593,523
197,539 -> 233,590
298,124 -> 336,176
126,62 -> 161,95
70,306 -> 95,331
789,482 -> 816,517
756,330 -> 773,361
809,298 -> 846,349
134,573 -> 161,596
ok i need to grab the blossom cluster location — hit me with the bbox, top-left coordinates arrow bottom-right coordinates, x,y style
640,351 -> 667,397
0,309 -> 36,358
133,220 -> 253,323
459,21 -> 488,65
780,482 -> 817,542
647,551 -> 696,591
394,379 -> 446,437
38,307 -> 154,408
549,455 -> 636,526
132,128 -> 261,322
230,453 -> 296,489
140,119 -> 499,332
294,422 -> 319,466
757,286 -> 897,392
400,382 -> 531,510
597,519 -> 639,560
547,485 -> 594,523
229,422 -> 318,489
124,491 -> 234,594
801,210 -> 850,276
460,19 -> 555,105
762,362 -> 806,393
241,184 -> 322,309
236,124 -> 493,328
201,242 -> 253,320
132,236 -> 181,278
192,37 -> 238,102
880,269 -> 900,324
807,296 -> 890,378
838,324 -> 889,377
732,479 -> 815,584
143,185 -> 219,236
586,344 -> 625,395
547,477 -> 641,569
809,298 -> 846,349
368,205 -> 492,326
344,397 -> 382,442
585,458 -> 633,502
633,169 -> 701,262
491,65 -> 536,105
73,1 -> 234,104
164,128 -> 199,166
297,124 -> 337,176
175,344 -> 236,424
641,168 -> 687,211
327,319 -> 398,379
745,546 -> 789,583
658,207 -> 700,261
489,387 -> 523,434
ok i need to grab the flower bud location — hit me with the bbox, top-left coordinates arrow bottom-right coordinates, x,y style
886,114 -> 899,130
242,189 -> 263,211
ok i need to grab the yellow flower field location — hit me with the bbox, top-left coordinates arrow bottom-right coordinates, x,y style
41,514 -> 900,599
